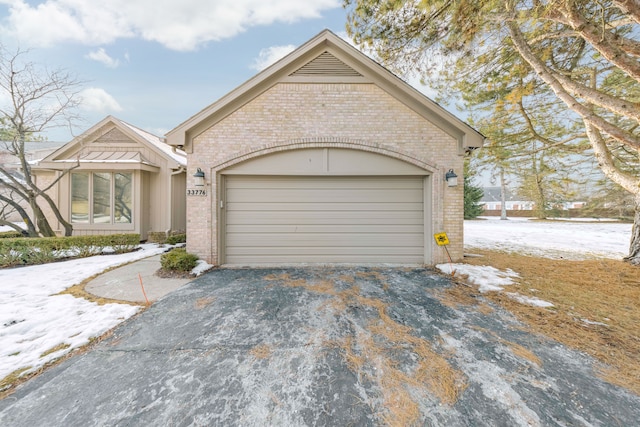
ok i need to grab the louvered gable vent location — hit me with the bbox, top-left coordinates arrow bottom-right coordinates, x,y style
290,52 -> 362,77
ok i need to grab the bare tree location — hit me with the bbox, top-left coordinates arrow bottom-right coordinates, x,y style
0,46 -> 83,236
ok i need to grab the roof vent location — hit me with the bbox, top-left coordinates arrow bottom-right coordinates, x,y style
290,52 -> 363,77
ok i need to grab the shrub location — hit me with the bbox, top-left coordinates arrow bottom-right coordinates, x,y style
0,231 -> 24,239
147,232 -> 167,244
166,233 -> 186,245
160,248 -> 198,272
105,234 -> 141,254
0,233 -> 140,268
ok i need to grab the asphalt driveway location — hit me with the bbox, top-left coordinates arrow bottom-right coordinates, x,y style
1,267 -> 638,426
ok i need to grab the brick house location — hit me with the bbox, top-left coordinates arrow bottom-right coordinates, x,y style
166,30 -> 484,265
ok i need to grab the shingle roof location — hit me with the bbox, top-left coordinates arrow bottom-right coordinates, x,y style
481,187 -> 529,202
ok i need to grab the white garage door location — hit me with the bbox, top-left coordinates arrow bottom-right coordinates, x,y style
224,175 -> 425,264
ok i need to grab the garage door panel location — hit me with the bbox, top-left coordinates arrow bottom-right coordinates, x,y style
224,254 -> 423,263
225,176 -> 425,264
226,246 -> 422,255
226,224 -> 424,233
227,188 -> 423,203
227,210 -> 423,225
227,233 -> 424,247
226,202 -> 423,213
226,176 -> 423,189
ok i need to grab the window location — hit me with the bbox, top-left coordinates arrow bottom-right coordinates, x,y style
71,172 -> 133,224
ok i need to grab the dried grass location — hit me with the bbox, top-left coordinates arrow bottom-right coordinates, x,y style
469,325 -> 542,368
249,344 -> 272,359
194,296 -> 216,310
270,273 -> 465,425
0,367 -> 32,393
463,249 -> 640,395
58,282 -> 139,306
39,343 -> 71,359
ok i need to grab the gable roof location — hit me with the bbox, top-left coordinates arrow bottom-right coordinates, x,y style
35,116 -> 186,171
165,29 -> 484,153
481,187 -> 530,203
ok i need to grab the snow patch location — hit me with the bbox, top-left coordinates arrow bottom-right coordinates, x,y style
436,263 -> 519,293
506,293 -> 554,308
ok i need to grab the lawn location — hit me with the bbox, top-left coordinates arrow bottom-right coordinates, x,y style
458,217 -> 639,395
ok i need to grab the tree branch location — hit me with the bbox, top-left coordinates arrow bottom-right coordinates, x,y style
507,21 -> 640,149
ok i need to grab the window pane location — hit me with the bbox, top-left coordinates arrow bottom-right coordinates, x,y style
93,172 -> 111,224
71,173 -> 89,223
114,173 -> 132,224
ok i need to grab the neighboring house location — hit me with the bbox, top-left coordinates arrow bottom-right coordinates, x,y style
481,187 -> 587,212
32,116 -> 187,240
481,187 -> 535,211
166,30 -> 484,266
1,141 -> 65,223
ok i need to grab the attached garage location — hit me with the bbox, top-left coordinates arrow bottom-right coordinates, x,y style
224,176 -> 424,264
166,30 -> 484,266
221,148 -> 430,264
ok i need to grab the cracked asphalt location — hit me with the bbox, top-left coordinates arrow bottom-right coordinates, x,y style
1,267 -> 638,426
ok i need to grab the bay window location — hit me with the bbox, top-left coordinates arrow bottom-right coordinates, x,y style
71,172 -> 133,224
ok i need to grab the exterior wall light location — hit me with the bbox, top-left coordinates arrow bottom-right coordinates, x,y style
193,168 -> 205,187
445,169 -> 458,187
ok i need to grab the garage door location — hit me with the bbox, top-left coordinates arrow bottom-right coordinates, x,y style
224,176 -> 425,264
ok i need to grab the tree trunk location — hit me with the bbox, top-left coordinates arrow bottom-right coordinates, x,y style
500,168 -> 508,220
0,194 -> 38,236
624,194 -> 640,265
29,197 -> 55,237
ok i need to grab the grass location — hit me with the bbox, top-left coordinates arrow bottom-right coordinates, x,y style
0,367 -> 32,393
459,249 -> 640,395
39,343 -> 71,359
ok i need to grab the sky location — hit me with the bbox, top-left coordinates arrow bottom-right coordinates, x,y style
0,0 -> 443,143
1,217 -> 631,385
0,1 -> 348,141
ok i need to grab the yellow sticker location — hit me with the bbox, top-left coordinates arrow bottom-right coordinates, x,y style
434,232 -> 450,246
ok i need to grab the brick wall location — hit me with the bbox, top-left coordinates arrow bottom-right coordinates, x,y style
187,82 -> 464,265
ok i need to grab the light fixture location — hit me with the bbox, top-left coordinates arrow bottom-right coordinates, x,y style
193,168 -> 205,187
445,169 -> 458,187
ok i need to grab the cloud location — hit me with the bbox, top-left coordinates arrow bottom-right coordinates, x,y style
251,44 -> 296,71
1,0 -> 341,51
86,48 -> 120,68
79,88 -> 123,112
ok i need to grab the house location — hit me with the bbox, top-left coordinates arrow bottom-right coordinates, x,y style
166,30 -> 484,265
481,187 -> 587,214
481,187 -> 535,211
1,141 -> 66,223
32,116 -> 187,240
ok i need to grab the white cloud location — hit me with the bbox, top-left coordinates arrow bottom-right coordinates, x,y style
1,0 -> 341,51
251,44 -> 295,71
79,87 -> 123,112
86,48 -> 120,68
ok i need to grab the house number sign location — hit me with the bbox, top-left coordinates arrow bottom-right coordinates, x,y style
187,189 -> 207,196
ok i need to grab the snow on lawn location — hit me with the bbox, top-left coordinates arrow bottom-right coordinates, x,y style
0,244 -> 168,383
438,217 -> 633,307
464,216 -> 632,260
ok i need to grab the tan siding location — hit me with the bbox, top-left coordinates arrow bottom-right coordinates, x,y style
171,172 -> 186,231
225,176 -> 424,264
